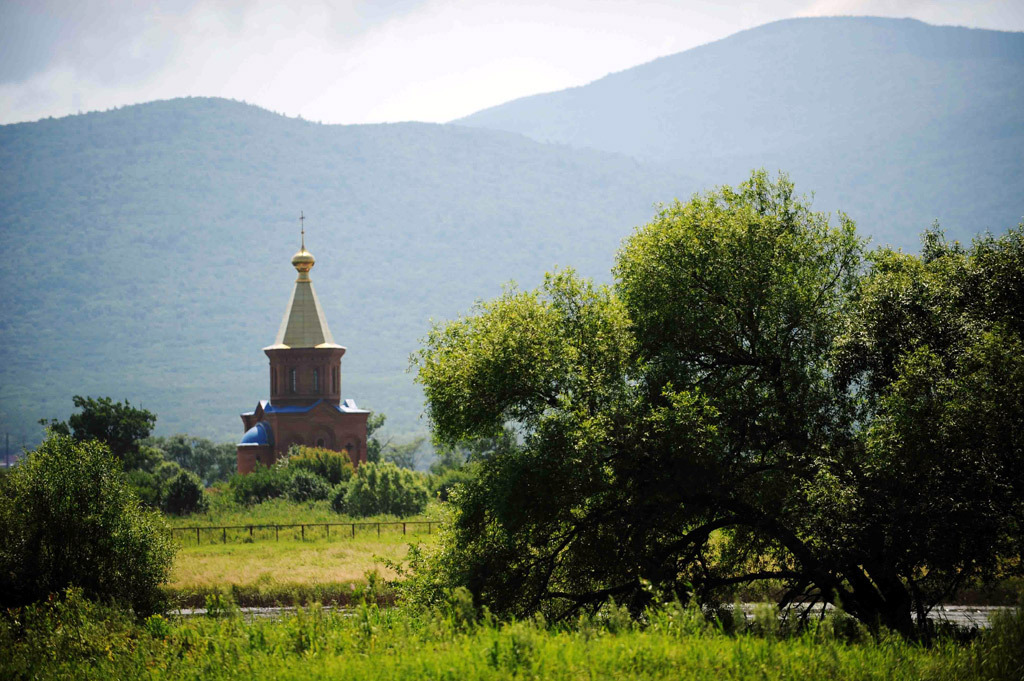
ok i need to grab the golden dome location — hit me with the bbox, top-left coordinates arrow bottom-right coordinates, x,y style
291,247 -> 315,274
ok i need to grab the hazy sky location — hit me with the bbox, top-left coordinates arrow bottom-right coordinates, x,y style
1,0 -> 1022,126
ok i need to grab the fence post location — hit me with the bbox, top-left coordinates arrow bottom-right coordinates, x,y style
403,522 -> 406,535
351,523 -> 355,538
301,524 -> 305,541
326,524 -> 329,540
249,525 -> 253,540
222,527 -> 226,544
196,527 -> 200,545
276,526 -> 279,542
377,522 -> 380,537
428,522 -> 432,534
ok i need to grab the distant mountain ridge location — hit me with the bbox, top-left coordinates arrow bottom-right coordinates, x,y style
3,16 -> 1023,446
0,97 -> 694,444
458,17 -> 1024,247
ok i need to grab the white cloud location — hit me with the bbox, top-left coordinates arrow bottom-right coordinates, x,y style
1,0 -> 1021,125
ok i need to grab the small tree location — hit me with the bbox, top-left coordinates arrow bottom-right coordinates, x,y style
41,396 -> 156,469
229,464 -> 291,505
287,469 -> 332,502
161,470 -> 208,515
0,433 -> 175,614
334,461 -> 429,517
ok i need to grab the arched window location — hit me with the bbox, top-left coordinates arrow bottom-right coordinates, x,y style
290,368 -> 297,393
313,368 -> 320,393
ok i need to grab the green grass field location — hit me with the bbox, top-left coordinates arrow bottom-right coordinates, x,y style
5,593 -> 1023,681
164,496 -> 439,607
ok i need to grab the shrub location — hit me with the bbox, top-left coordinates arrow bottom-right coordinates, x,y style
286,445 -> 355,486
430,466 -> 476,502
229,463 -> 291,505
330,483 -> 349,514
0,434 -> 175,614
126,468 -> 164,507
162,469 -> 209,515
287,469 -> 332,502
335,461 -> 429,517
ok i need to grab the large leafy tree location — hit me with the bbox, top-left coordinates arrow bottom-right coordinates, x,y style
43,396 -> 156,469
413,172 -> 1023,635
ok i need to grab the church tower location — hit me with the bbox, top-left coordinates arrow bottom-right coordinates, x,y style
236,218 -> 369,474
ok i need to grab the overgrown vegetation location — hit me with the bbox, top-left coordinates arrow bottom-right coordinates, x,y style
2,588 -> 1022,681
286,445 -> 355,485
413,171 -> 1024,636
333,461 -> 430,517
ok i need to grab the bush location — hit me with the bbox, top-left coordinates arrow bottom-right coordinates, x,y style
286,445 -> 355,486
430,466 -> 476,502
126,468 -> 163,507
162,470 -> 209,515
287,469 -> 332,502
334,461 -> 429,517
0,434 -> 175,614
229,463 -> 291,505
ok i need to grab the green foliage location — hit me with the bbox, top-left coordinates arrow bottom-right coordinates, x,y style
430,465 -> 477,503
333,461 -> 429,517
161,469 -> 208,516
382,436 -> 426,470
126,469 -> 164,507
830,225 -> 1024,612
229,463 -> 292,505
286,445 -> 355,485
412,171 -> 1024,635
430,428 -> 517,474
166,493 -> 437,529
0,434 -> 175,614
40,395 -> 156,469
2,591 -> 1022,680
286,469 -> 332,503
147,434 -> 237,485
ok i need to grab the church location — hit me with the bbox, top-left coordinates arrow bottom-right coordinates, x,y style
236,223 -> 369,474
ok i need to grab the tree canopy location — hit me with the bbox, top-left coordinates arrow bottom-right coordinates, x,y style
413,171 -> 1024,635
43,396 -> 156,469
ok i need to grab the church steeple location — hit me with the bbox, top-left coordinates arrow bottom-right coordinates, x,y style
265,214 -> 341,350
236,214 -> 368,475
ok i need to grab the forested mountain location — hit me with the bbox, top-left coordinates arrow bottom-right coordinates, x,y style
458,17 -> 1024,248
0,98 -> 694,443
3,17 -> 1022,446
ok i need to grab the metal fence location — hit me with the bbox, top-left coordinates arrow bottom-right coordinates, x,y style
170,520 -> 438,545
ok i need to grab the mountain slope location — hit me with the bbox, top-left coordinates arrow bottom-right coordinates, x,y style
458,17 -> 1024,247
0,98 -> 695,443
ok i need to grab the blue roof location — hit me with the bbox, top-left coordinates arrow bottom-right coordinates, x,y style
259,399 -> 369,415
240,421 -> 273,446
264,399 -> 324,414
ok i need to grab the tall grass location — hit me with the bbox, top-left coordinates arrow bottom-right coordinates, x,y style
167,492 -> 438,529
3,590 -> 1022,681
